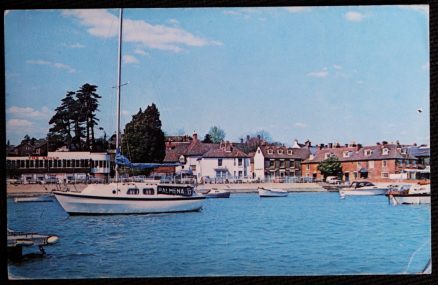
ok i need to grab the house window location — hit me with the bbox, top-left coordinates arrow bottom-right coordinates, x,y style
238,158 -> 243,166
343,151 -> 350,158
382,160 -> 387,167
290,159 -> 295,168
364,149 -> 372,156
267,149 -> 273,154
306,164 -> 310,171
278,149 -> 283,154
218,159 -> 223,167
406,160 -> 410,166
270,160 -> 275,168
381,172 -> 389,178
357,162 -> 361,168
382,148 -> 389,155
257,149 -> 261,154
238,171 -> 243,177
368,161 -> 374,168
287,149 -> 293,155
280,160 -> 285,168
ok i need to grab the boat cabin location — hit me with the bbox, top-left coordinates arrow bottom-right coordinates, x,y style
350,181 -> 375,188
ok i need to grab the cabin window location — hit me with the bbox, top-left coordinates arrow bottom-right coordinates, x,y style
143,188 -> 154,195
127,188 -> 139,195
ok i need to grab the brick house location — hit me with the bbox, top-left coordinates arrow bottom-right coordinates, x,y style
253,144 -> 311,181
301,142 -> 418,182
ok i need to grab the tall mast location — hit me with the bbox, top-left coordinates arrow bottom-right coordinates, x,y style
115,8 -> 123,181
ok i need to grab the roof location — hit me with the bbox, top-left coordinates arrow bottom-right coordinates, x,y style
203,144 -> 250,158
407,146 -> 430,157
305,144 -> 417,163
259,145 -> 310,160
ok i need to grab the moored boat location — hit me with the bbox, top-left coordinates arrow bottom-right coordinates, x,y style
339,181 -> 388,197
54,183 -> 204,215
53,9 -> 205,215
386,184 -> 430,205
258,187 -> 288,197
202,188 -> 231,198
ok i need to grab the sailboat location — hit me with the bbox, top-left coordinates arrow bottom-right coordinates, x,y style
53,9 -> 205,215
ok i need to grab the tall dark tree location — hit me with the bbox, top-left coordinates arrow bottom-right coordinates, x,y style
202,133 -> 213,143
76,83 -> 101,149
121,103 -> 165,163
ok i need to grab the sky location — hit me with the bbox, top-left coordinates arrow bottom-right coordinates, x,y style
4,6 -> 430,147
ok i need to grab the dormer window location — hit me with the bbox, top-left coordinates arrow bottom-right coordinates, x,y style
401,148 -> 407,154
364,149 -> 372,156
267,149 -> 273,155
278,149 -> 283,154
382,148 -> 389,155
324,153 -> 333,159
287,149 -> 293,155
343,151 -> 351,158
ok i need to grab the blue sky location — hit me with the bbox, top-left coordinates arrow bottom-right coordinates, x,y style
5,6 -> 429,147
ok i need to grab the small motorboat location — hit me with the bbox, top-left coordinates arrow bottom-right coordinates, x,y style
386,184 -> 430,205
8,229 -> 59,259
339,181 -> 388,197
202,188 -> 231,198
258,187 -> 288,197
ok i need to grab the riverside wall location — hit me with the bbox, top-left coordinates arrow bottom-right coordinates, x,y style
7,182 -> 325,196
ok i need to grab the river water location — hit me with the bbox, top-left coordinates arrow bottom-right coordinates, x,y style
7,192 -> 430,278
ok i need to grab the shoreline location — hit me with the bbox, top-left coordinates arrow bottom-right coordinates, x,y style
6,182 -> 325,197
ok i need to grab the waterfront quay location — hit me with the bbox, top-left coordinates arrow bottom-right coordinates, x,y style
6,182 -> 325,197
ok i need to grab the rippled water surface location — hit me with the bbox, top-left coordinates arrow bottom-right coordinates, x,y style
7,192 -> 430,278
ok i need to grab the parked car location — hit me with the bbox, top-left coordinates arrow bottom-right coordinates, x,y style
326,176 -> 342,184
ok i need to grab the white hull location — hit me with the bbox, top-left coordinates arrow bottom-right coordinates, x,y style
258,187 -> 288,197
339,188 -> 388,196
388,195 -> 430,205
53,183 -> 204,215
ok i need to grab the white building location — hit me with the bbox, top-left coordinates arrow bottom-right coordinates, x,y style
6,151 -> 111,183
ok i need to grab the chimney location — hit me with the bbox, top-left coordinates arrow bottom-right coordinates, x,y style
240,138 -> 244,144
319,144 -> 324,150
356,144 -> 362,151
345,144 -> 348,147
328,143 -> 333,148
382,141 -> 388,145
376,142 -> 381,145
305,140 -> 311,147
192,133 -> 198,141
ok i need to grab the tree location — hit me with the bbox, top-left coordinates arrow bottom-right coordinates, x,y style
121,103 -> 166,164
317,156 -> 343,180
202,134 -> 213,143
208,126 -> 226,143
76,83 -> 101,149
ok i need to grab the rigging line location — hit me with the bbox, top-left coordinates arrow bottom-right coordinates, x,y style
403,239 -> 430,273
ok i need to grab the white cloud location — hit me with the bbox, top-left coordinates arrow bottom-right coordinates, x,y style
63,9 -> 221,52
7,106 -> 50,119
26,59 -> 76,73
168,19 -> 179,25
123,55 -> 139,64
307,69 -> 329,78
284,7 -> 312,13
67,43 -> 85,48
134,48 -> 148,56
294,122 -> 307,128
345,11 -> 365,22
7,119 -> 34,132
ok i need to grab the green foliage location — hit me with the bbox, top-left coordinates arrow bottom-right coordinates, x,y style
202,133 -> 213,143
47,84 -> 101,151
121,103 -> 165,164
208,126 -> 226,143
317,156 -> 343,179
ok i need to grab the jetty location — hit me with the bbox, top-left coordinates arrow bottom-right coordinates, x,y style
7,229 -> 59,260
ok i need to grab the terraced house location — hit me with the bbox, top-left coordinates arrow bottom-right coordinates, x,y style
301,141 -> 422,182
253,144 -> 311,181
